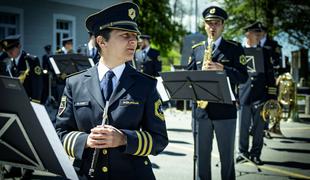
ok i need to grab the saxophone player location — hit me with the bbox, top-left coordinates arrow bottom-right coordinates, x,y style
187,6 -> 248,180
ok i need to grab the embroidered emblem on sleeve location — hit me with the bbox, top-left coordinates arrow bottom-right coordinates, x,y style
58,96 -> 67,116
239,55 -> 247,65
154,99 -> 165,121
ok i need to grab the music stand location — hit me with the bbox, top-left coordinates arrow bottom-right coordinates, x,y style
159,70 -> 233,180
49,54 -> 95,75
0,76 -> 78,179
244,48 -> 265,74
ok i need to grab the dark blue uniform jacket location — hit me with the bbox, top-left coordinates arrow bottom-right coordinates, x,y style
55,63 -> 168,180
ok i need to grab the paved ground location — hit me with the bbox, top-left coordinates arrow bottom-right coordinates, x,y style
150,108 -> 310,180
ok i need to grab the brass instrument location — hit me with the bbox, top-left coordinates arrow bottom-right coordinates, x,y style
18,60 -> 30,84
197,37 -> 214,109
261,99 -> 283,135
277,72 -> 298,122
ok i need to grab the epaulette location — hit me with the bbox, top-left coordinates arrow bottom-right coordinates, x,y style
226,40 -> 240,46
25,53 -> 37,60
192,41 -> 205,49
67,69 -> 88,78
137,71 -> 156,81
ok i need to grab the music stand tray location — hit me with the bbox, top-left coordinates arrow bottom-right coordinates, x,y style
49,54 -> 95,75
0,76 -> 78,179
159,70 -> 233,104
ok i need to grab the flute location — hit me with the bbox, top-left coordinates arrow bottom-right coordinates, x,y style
89,102 -> 109,178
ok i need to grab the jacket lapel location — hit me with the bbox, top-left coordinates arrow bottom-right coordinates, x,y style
108,64 -> 136,107
84,66 -> 105,110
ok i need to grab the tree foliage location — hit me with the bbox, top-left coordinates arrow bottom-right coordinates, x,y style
133,0 -> 187,55
223,0 -> 310,48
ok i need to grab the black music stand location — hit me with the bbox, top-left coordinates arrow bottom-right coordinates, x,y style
49,54 -> 95,75
159,70 -> 233,180
0,76 -> 78,179
244,47 -> 265,74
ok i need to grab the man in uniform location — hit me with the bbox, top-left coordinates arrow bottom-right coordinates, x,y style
0,35 -> 43,179
259,23 -> 282,76
57,37 -> 74,54
236,21 -> 277,165
1,35 -> 43,103
135,35 -> 161,77
187,6 -> 248,180
55,2 -> 168,180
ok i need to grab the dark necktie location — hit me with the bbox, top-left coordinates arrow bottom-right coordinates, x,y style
100,70 -> 115,101
11,59 -> 18,76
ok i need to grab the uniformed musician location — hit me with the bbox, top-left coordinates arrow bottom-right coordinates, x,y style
0,35 -> 43,103
237,21 -> 277,165
0,35 -> 43,179
134,35 -> 161,77
187,6 -> 248,180
55,2 -> 168,180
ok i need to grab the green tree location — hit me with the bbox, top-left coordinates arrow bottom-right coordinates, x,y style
223,0 -> 310,48
133,0 -> 187,56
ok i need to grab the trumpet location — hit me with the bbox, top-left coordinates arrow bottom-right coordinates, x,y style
197,37 -> 214,109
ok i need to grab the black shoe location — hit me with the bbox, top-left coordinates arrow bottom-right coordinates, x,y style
250,156 -> 264,165
236,154 -> 249,164
264,131 -> 272,139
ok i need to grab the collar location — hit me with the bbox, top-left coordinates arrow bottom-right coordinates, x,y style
14,50 -> 23,65
98,62 -> 125,82
209,36 -> 222,51
143,46 -> 150,53
260,34 -> 267,46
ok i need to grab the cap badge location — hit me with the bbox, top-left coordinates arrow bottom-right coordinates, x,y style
128,8 -> 136,20
210,8 -> 216,14
3,41 -> 7,46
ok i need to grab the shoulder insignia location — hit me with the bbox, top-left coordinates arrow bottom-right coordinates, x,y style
192,41 -> 205,49
58,96 -> 67,116
34,66 -> 42,75
226,40 -> 239,46
138,71 -> 156,80
154,99 -> 165,121
67,69 -> 87,78
239,55 -> 247,65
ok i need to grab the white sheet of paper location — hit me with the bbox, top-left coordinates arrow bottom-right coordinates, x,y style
156,76 -> 170,102
226,77 -> 236,101
49,57 -> 61,75
88,58 -> 95,67
31,102 -> 78,180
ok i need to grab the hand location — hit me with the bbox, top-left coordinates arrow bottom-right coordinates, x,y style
86,125 -> 127,149
206,62 -> 224,71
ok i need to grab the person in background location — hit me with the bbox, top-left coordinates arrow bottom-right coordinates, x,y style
55,2 -> 168,179
237,21 -> 277,165
0,34 -> 44,179
41,44 -> 53,104
87,32 -> 100,64
57,37 -> 74,54
187,6 -> 248,180
134,34 -> 161,77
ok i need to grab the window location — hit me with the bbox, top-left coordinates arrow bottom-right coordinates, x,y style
0,12 -> 20,40
53,14 -> 75,52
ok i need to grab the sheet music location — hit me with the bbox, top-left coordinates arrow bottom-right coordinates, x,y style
226,77 -> 236,101
156,76 -> 170,102
49,57 -> 61,75
31,102 -> 78,180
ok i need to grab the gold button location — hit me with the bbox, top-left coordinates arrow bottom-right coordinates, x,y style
251,84 -> 254,87
251,77 -> 254,80
102,166 -> 108,173
144,161 -> 148,165
102,149 -> 107,155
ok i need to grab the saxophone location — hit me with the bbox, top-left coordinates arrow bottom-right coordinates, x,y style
197,37 -> 214,109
